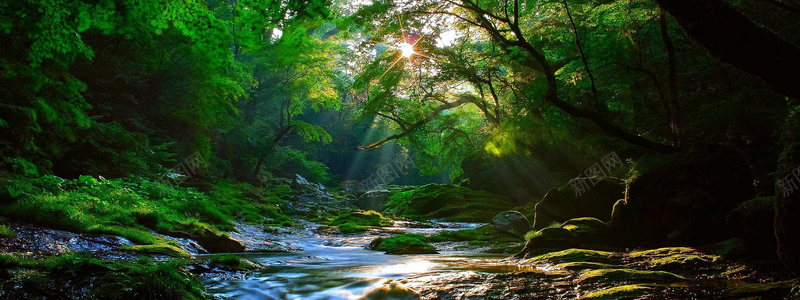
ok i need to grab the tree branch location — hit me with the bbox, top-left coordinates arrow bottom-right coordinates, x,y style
359,95 -> 473,149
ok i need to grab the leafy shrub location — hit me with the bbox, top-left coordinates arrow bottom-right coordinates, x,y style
272,147 -> 333,185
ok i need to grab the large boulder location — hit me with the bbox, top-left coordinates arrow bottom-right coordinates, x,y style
611,147 -> 755,247
358,189 -> 390,211
776,108 -> 800,274
359,280 -> 420,300
492,210 -> 531,239
339,180 -> 362,193
287,174 -> 354,217
726,197 -> 776,251
168,228 -> 245,253
291,174 -> 324,192
532,178 -> 624,230
517,217 -> 617,258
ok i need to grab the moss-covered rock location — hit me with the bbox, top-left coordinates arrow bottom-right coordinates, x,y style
726,197 -> 776,250
532,178 -> 623,230
359,280 -> 420,300
368,234 -> 438,254
577,268 -> 684,285
166,227 -> 245,253
518,217 -> 617,257
0,253 -> 207,299
357,189 -> 391,211
338,223 -> 370,233
329,210 -> 392,234
330,210 -> 393,227
524,249 -> 617,265
491,210 -> 530,239
121,244 -> 191,258
208,254 -> 260,270
381,184 -> 514,222
579,284 -> 655,300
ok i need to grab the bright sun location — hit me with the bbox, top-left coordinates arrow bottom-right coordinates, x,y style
400,42 -> 415,58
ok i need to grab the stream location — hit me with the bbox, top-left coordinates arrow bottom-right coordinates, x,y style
201,222 -> 530,299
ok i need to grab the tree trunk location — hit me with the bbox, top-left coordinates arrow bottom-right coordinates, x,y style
251,126 -> 293,178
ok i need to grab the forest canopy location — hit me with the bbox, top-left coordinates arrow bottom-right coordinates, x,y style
0,0 -> 795,191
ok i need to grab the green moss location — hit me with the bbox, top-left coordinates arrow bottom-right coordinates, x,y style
627,247 -> 699,259
647,254 -> 719,270
338,222 -> 370,233
524,249 -> 616,264
121,244 -> 190,258
580,285 -> 655,300
329,210 -> 392,227
578,269 -> 684,285
0,175 -> 294,256
370,234 -> 438,254
381,184 -> 514,222
208,254 -> 257,270
0,253 -> 207,299
209,254 -> 241,266
0,224 -> 16,238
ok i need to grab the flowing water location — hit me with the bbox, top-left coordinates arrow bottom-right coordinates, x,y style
201,223 -> 533,299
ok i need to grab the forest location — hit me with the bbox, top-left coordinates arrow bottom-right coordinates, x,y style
1,0 -> 799,299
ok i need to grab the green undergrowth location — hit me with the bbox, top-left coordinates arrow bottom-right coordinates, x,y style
0,253 -> 207,299
330,210 -> 392,233
0,174 -> 294,256
338,223 -> 370,233
208,254 -> 258,270
0,224 -> 16,238
381,184 -> 515,222
369,233 -> 438,254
